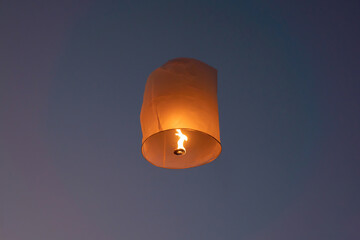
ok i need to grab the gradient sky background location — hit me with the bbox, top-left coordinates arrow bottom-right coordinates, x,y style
1,0 -> 359,239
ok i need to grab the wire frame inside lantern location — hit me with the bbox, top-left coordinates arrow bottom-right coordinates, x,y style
142,128 -> 221,169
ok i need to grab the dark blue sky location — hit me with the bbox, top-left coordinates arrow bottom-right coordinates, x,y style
1,0 -> 359,239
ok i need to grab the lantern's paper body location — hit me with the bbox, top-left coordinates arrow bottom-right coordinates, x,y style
140,58 -> 221,169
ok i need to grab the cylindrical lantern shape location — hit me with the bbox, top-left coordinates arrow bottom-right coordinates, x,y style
140,58 -> 221,169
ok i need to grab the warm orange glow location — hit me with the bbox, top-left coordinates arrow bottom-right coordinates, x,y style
174,129 -> 188,155
140,58 -> 221,168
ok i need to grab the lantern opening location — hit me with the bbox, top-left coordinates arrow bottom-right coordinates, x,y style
142,128 -> 221,169
174,129 -> 187,155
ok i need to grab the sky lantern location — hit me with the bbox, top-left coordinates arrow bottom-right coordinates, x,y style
140,58 -> 221,169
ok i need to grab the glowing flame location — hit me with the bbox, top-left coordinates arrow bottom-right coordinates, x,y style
174,129 -> 188,155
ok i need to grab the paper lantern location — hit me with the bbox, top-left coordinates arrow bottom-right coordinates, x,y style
140,58 -> 221,169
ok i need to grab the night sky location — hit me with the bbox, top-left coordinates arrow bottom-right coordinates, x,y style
1,0 -> 359,239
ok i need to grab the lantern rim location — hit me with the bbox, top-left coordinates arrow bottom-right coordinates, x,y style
141,128 -> 222,169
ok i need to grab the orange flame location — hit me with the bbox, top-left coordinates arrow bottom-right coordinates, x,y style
175,129 -> 188,154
